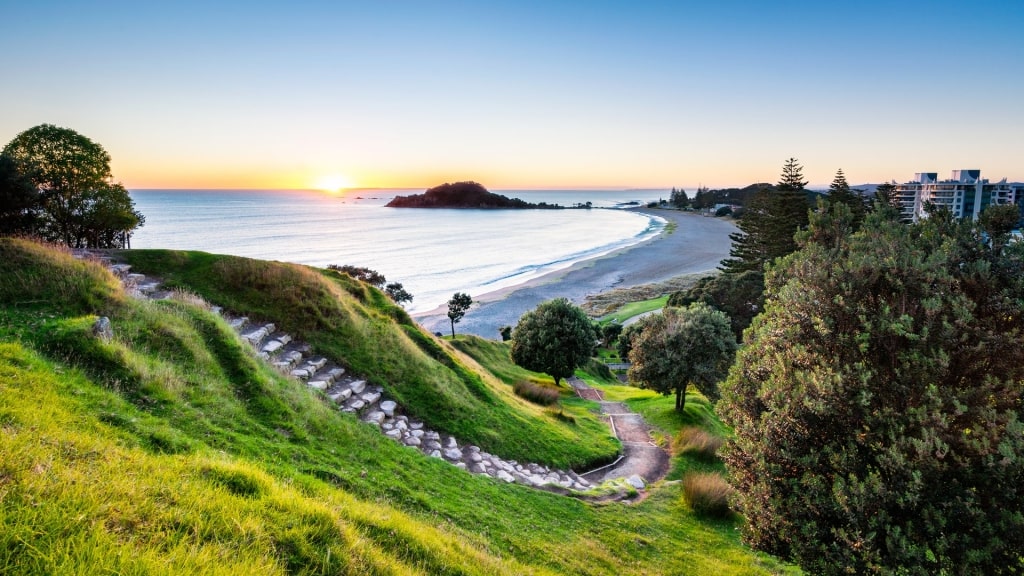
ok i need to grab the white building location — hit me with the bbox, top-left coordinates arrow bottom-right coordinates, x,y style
894,170 -> 1023,223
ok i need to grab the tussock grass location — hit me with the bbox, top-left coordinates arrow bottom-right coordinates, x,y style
514,380 -> 560,405
673,426 -> 725,461
683,473 -> 734,519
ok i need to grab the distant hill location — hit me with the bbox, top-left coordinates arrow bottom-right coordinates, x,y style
386,181 -> 563,209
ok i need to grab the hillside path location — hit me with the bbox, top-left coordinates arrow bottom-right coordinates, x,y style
568,378 -> 670,486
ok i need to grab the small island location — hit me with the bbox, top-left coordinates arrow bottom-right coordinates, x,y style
386,181 -> 564,209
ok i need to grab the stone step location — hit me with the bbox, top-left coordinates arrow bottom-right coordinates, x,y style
227,316 -> 248,331
328,388 -> 352,404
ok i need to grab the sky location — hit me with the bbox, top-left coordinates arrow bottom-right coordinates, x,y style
2,0 -> 1022,190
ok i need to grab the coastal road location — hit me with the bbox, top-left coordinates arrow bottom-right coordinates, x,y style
413,210 -> 736,339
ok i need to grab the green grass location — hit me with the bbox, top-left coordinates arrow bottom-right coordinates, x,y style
0,238 -> 797,575
599,295 -> 669,324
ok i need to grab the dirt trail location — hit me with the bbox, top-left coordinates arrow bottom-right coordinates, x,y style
568,378 -> 670,485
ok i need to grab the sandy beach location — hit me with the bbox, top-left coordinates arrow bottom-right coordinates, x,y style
413,209 -> 737,338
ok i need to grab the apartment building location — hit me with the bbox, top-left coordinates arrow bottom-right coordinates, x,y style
894,170 -> 1022,223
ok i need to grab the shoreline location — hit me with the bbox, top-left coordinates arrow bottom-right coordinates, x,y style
412,209 -> 737,338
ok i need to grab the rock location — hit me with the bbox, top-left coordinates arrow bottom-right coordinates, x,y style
328,388 -> 352,403
468,452 -> 482,463
443,448 -> 463,461
327,367 -> 345,380
409,421 -> 424,430
380,400 -> 397,417
261,340 -> 284,354
361,391 -> 381,405
290,369 -> 309,379
410,429 -> 424,438
424,431 -> 440,441
210,305 -> 223,315
126,273 -> 146,282
403,436 -> 421,447
349,380 -> 367,395
307,380 -> 329,391
394,419 -> 408,431
385,429 -> 402,440
455,462 -> 467,470
228,317 -> 247,330
444,437 -> 457,449
306,357 -> 327,370
429,450 -> 442,458
364,411 -> 385,425
424,440 -> 442,451
469,463 -> 488,474
92,316 -> 113,341
626,475 -> 646,490
348,399 -> 365,411
109,263 -> 132,274
277,334 -> 292,345
496,470 -> 515,483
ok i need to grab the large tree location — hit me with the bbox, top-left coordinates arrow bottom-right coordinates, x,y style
720,158 -> 811,274
627,303 -> 736,411
720,203 -> 1024,574
511,298 -> 596,387
2,124 -> 143,248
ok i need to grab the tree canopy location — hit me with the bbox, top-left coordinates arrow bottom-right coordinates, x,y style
720,202 -> 1024,574
1,124 -> 143,247
627,303 -> 736,411
720,158 -> 811,274
510,298 -> 596,387
446,292 -> 472,338
826,168 -> 866,229
667,270 -> 764,341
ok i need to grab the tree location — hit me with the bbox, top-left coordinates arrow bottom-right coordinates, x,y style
669,187 -> 690,209
627,303 -> 736,411
720,158 -> 810,274
719,205 -> 1024,574
446,292 -> 472,338
826,168 -> 866,229
979,203 -> 1020,250
667,270 -> 765,341
0,154 -> 40,235
498,325 -> 512,341
510,298 -> 596,387
616,322 -> 641,360
2,124 -> 143,248
600,323 -> 623,348
384,282 -> 413,305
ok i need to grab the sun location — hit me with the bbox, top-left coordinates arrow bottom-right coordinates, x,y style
314,173 -> 355,194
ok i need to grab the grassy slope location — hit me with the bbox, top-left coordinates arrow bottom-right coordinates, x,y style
117,248 -> 616,470
597,295 -> 670,325
0,239 -> 794,575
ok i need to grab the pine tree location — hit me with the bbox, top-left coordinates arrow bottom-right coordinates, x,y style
720,158 -> 811,274
825,168 -> 866,229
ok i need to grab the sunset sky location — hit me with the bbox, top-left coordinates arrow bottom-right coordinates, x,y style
2,1 -> 1022,190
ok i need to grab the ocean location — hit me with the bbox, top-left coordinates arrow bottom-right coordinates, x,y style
128,189 -> 668,314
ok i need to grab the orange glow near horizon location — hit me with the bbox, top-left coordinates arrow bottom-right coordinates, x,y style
313,173 -> 356,194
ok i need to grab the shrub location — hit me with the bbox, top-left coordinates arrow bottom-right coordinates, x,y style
683,473 -> 733,518
513,380 -> 560,406
672,427 -> 724,461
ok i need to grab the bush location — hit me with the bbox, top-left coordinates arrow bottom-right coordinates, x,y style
513,380 -> 560,406
672,427 -> 724,461
682,473 -> 733,518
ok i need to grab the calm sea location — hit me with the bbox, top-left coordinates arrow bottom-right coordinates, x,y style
128,189 -> 668,314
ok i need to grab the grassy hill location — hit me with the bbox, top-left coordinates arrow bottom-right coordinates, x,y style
0,238 -> 795,574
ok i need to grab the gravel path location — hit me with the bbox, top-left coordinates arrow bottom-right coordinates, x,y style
569,378 -> 670,485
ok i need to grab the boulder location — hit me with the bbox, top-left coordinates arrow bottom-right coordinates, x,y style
92,316 -> 113,341
328,388 -> 352,403
307,380 -> 329,391
349,380 -> 367,395
496,470 -> 515,483
403,436 -> 421,447
361,391 -> 381,405
443,448 -> 463,461
626,475 -> 646,490
380,400 -> 397,417
364,411 -> 385,425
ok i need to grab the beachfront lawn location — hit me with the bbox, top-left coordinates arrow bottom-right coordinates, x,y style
599,295 -> 669,324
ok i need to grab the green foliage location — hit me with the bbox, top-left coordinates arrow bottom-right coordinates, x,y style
600,323 -> 622,347
498,325 -> 512,341
667,270 -> 764,341
672,427 -> 724,462
1,124 -> 143,248
627,303 -> 737,412
384,281 -> 412,305
669,187 -> 690,208
511,298 -> 596,386
979,203 -> 1021,249
720,158 -> 811,274
326,264 -> 386,287
446,291 -> 472,338
826,168 -> 866,229
720,205 -> 1024,574
0,154 -> 40,235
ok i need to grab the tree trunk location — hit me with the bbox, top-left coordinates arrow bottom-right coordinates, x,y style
675,387 -> 686,412
554,376 -> 561,387
450,319 -> 456,339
